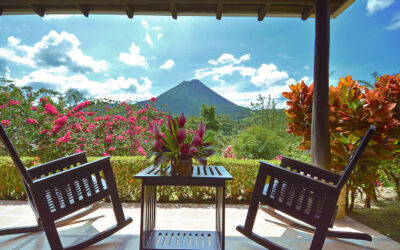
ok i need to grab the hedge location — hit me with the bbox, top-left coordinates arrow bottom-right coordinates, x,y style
0,156 -> 279,204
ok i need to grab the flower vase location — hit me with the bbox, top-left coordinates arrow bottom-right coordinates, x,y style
171,157 -> 193,177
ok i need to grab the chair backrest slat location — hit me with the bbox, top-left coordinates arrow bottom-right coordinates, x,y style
0,124 -> 32,184
337,125 -> 376,189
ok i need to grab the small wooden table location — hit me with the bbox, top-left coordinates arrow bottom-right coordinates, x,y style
135,165 -> 233,250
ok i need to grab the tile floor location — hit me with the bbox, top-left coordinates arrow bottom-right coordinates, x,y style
0,201 -> 398,250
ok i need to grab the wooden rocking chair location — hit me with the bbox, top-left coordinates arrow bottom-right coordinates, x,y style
0,124 -> 132,249
237,126 -> 376,250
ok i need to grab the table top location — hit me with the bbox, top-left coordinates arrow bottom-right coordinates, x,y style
134,165 -> 233,181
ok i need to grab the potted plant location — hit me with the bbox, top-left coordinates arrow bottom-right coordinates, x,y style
148,113 -> 216,177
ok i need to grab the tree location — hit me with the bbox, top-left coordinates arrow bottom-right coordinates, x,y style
200,104 -> 220,131
250,94 -> 276,129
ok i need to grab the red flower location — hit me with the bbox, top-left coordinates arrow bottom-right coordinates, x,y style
57,131 -> 72,143
8,100 -> 20,106
30,106 -> 38,111
196,123 -> 206,139
1,120 -> 11,126
178,113 -> 186,128
75,148 -> 82,153
150,97 -> 157,103
192,133 -> 202,146
108,146 -> 115,151
177,128 -> 186,143
103,152 -> 110,156
26,118 -> 37,124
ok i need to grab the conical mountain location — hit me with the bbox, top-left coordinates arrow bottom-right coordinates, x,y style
140,79 -> 250,119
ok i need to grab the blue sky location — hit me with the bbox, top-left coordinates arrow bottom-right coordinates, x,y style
0,0 -> 399,108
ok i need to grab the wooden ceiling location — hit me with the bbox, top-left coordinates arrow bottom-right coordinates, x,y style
0,0 -> 354,21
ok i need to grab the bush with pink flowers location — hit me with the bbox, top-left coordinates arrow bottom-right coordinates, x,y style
0,82 -> 166,161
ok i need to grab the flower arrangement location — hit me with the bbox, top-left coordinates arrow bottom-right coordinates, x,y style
148,113 -> 216,177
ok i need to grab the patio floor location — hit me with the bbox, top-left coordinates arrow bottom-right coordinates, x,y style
0,201 -> 398,250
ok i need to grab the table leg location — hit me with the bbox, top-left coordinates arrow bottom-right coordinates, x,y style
216,185 -> 225,250
140,184 -> 157,249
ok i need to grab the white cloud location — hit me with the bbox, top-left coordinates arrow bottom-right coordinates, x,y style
208,53 -> 251,65
141,20 -> 150,29
304,65 -> 310,70
250,63 -> 289,87
43,15 -> 75,21
118,42 -> 148,68
277,53 -> 291,59
151,27 -> 163,31
7,37 -> 20,46
157,33 -> 163,40
160,60 -> 175,69
367,0 -> 394,15
144,33 -> 154,49
13,68 -> 153,102
0,31 -> 108,73
387,12 -> 400,30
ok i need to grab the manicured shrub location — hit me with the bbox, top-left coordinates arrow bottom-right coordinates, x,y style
0,156 -> 279,204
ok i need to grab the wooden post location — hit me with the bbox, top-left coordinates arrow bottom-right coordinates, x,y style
311,0 -> 331,169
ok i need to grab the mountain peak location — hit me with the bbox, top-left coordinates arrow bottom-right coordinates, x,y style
139,79 -> 250,119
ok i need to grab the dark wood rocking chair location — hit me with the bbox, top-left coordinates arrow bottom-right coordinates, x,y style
237,125 -> 376,250
0,124 -> 132,249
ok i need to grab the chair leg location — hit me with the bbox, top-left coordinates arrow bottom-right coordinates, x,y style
242,167 -> 268,231
310,225 -> 329,250
42,220 -> 63,250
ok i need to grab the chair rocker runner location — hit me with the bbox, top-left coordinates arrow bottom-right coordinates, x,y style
237,126 -> 376,250
0,124 -> 132,250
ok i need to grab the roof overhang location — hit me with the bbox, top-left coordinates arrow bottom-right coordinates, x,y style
0,0 -> 355,20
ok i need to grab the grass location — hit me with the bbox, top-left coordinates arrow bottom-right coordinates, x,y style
348,187 -> 400,243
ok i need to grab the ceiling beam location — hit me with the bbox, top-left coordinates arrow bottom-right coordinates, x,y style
170,3 -> 177,19
258,4 -> 271,21
29,4 -> 45,17
0,0 -> 344,6
216,4 -> 223,20
123,4 -> 134,18
301,5 -> 314,20
76,4 -> 89,17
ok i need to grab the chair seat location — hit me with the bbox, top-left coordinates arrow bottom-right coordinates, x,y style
262,180 -> 335,227
46,176 -> 107,213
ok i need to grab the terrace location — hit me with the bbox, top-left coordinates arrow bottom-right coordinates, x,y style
0,201 -> 399,249
1,1 -> 399,249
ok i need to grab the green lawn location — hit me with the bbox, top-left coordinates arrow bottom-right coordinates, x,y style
348,188 -> 400,243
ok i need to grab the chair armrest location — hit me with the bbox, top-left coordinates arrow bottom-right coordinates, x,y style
259,160 -> 338,194
30,156 -> 111,191
280,156 -> 341,184
27,152 -> 88,179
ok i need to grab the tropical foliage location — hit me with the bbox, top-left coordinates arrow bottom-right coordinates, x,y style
283,73 -> 400,209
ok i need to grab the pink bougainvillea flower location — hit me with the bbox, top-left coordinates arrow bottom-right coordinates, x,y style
39,97 -> 47,103
178,113 -> 186,128
26,118 -> 37,124
138,146 -> 146,155
108,146 -> 115,151
30,106 -> 38,111
57,131 -> 72,143
150,97 -> 157,103
8,99 -> 20,106
44,103 -> 58,115
1,120 -> 11,126
103,152 -> 110,156
75,148 -> 82,153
